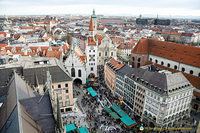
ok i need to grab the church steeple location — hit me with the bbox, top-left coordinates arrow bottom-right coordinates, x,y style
91,9 -> 97,19
89,17 -> 94,31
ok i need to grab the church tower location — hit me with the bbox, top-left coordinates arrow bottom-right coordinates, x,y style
91,9 -> 97,33
85,17 -> 98,78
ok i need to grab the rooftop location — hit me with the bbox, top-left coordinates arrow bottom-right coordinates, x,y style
132,38 -> 200,68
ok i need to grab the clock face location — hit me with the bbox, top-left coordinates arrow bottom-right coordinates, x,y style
90,46 -> 94,50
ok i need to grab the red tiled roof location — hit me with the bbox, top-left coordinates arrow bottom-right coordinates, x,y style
0,32 -> 7,38
29,47 -> 39,51
109,58 -> 124,69
112,38 -> 124,44
46,51 -> 62,60
88,37 -> 96,45
0,44 -> 8,48
62,44 -> 70,53
132,39 -> 200,67
131,39 -> 149,54
14,34 -> 20,39
118,41 -> 136,50
95,34 -> 104,45
89,17 -> 94,31
21,26 -> 33,29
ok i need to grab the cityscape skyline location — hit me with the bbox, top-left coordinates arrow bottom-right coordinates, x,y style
0,0 -> 200,18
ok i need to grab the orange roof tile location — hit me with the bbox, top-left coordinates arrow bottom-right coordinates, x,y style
46,51 -> 62,60
112,38 -> 124,44
0,32 -> 7,38
131,39 -> 149,54
89,17 -> 94,31
88,37 -> 96,45
21,26 -> 33,29
109,58 -> 125,69
95,34 -> 104,45
0,44 -> 8,48
132,39 -> 200,67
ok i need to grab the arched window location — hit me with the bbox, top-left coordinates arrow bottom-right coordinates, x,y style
132,57 -> 135,61
150,58 -> 152,62
167,63 -> 170,67
78,69 -> 81,77
155,59 -> 158,64
190,70 -> 193,75
182,67 -> 185,72
71,68 -> 75,77
174,65 -> 177,70
111,52 -> 113,56
161,61 -> 164,65
137,63 -> 140,68
198,73 -> 200,77
132,62 -> 134,68
138,58 -> 141,62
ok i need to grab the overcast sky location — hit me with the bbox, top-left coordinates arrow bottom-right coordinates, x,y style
0,0 -> 200,17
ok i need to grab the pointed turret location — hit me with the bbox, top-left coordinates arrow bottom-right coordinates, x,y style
89,17 -> 94,31
91,9 -> 97,18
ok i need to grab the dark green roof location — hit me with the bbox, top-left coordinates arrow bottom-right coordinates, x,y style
110,112 -> 120,120
103,106 -> 112,113
111,104 -> 121,113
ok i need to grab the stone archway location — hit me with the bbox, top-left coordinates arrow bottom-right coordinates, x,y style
193,104 -> 199,111
88,73 -> 95,78
73,78 -> 82,85
149,122 -> 155,128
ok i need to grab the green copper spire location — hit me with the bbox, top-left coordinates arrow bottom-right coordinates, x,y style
91,9 -> 97,18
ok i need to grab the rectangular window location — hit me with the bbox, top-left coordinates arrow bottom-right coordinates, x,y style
65,89 -> 68,93
111,52 -> 113,56
65,84 -> 68,88
66,101 -> 70,106
91,67 -> 93,71
59,102 -> 63,107
99,52 -> 101,56
93,50 -> 95,52
59,96 -> 62,100
66,95 -> 69,99
58,90 -> 62,94
58,84 -> 61,88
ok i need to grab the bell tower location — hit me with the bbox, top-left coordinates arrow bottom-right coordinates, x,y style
91,9 -> 97,33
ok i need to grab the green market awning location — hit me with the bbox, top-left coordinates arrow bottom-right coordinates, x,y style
90,91 -> 97,97
103,106 -> 113,113
111,104 -> 128,117
110,112 -> 120,120
87,87 -> 93,92
87,87 -> 97,97
111,104 -> 121,113
78,126 -> 89,133
65,124 -> 76,133
118,110 -> 128,117
120,115 -> 136,126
